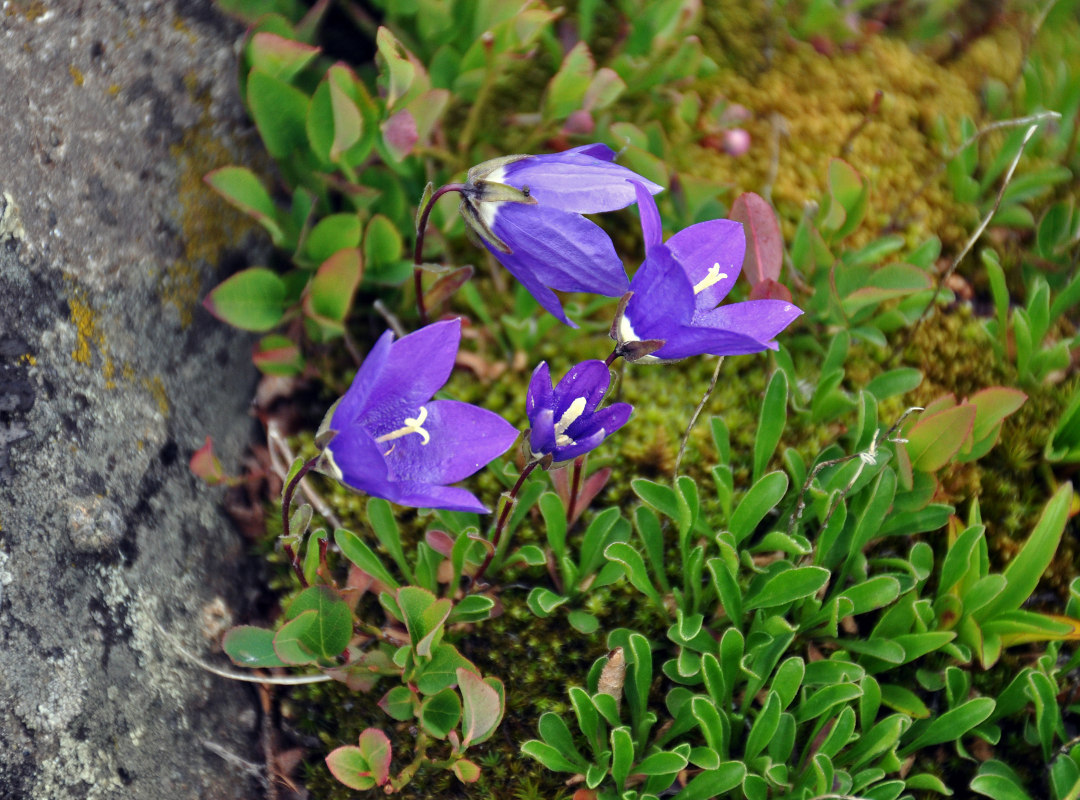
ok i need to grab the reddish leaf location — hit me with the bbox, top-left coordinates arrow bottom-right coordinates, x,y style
425,530 -> 456,559
252,335 -> 304,377
423,265 -> 474,315
325,729 -> 392,791
190,436 -> 227,486
749,278 -> 793,302
457,668 -> 504,746
905,405 -> 976,472
381,109 -> 419,162
730,192 -> 783,285
303,248 -> 363,338
967,387 -> 1027,443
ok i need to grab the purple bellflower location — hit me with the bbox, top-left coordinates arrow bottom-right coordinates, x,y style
317,319 -> 518,513
611,183 -> 803,362
460,144 -> 664,326
526,360 -> 632,464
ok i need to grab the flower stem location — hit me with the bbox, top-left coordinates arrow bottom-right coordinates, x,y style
604,348 -> 620,367
472,460 -> 539,587
413,183 -> 467,325
566,455 -> 585,527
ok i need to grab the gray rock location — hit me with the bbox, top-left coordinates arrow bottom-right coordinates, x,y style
0,2 -> 272,798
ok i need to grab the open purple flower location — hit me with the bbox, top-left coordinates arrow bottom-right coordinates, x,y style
460,144 -> 664,326
317,319 -> 518,513
526,360 -> 632,463
611,183 -> 803,362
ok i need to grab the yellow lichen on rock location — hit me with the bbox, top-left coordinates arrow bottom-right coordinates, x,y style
69,292 -> 104,365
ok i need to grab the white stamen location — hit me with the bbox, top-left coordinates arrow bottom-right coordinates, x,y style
618,314 -> 640,344
375,406 -> 431,447
693,263 -> 728,295
555,397 -> 587,435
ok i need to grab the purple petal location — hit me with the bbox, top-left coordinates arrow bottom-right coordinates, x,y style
565,402 -> 632,443
652,324 -> 778,361
323,426 -> 392,498
483,237 -> 575,326
383,400 -> 518,485
693,299 -> 804,344
526,362 -> 554,418
633,180 -> 662,251
552,426 -> 607,462
489,203 -> 629,297
359,318 -> 461,433
330,329 -> 394,430
391,482 -> 490,514
624,246 -> 695,342
529,407 -> 557,458
666,219 -> 745,312
562,143 -> 617,161
500,151 -> 663,214
551,360 -> 612,418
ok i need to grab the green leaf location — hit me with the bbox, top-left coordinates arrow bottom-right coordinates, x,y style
304,249 -> 362,338
253,334 -> 303,376
247,32 -> 319,82
545,40 -> 594,120
605,542 -> 664,608
447,595 -> 495,625
419,687 -> 461,739
865,368 -> 923,401
611,725 -> 634,789
796,683 -> 863,723
967,388 -> 1026,445
526,586 -> 567,617
674,762 -> 747,800
977,483 -> 1073,621
325,728 -> 392,790
900,697 -> 995,755
745,566 -> 830,610
304,214 -> 362,265
335,528 -> 400,589
823,158 -> 868,240
283,585 -> 352,661
521,740 -> 583,773
744,691 -> 781,761
880,684 -> 930,718
248,69 -> 310,159
729,471 -> 789,544
272,610 -> 317,665
204,167 -> 284,244
203,267 -> 286,332
363,214 -> 404,275
367,498 -> 413,584
415,643 -> 473,695
842,576 -> 902,616
754,370 -> 788,484
396,586 -> 451,657
905,405 -> 976,471
223,625 -> 287,668
635,748 -> 689,776
971,761 -> 1034,800
632,478 -> 682,522
378,685 -> 416,721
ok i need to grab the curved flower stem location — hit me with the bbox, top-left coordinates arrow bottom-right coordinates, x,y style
674,356 -> 724,478
281,456 -> 321,587
413,183 -> 467,325
472,460 -> 540,587
604,349 -> 620,368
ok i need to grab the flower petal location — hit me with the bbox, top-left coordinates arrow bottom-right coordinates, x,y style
652,323 -> 778,361
391,481 -> 490,514
500,149 -> 663,213
693,299 -> 803,345
331,329 -> 394,429
526,362 -> 554,418
624,245 -> 695,342
383,400 -> 518,485
666,219 -> 745,312
529,407 -> 557,458
323,426 -> 392,498
552,426 -> 607,463
360,318 -> 461,434
565,402 -> 632,443
633,180 -> 663,251
488,203 -> 629,297
551,360 -> 611,418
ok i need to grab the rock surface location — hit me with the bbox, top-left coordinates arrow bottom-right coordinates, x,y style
0,2 -> 268,797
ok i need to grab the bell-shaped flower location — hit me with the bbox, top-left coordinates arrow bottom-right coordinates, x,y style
526,360 -> 632,463
317,319 -> 518,513
611,183 -> 803,362
460,144 -> 664,326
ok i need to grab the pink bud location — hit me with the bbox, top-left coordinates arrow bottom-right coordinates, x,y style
563,109 -> 595,136
723,128 -> 751,157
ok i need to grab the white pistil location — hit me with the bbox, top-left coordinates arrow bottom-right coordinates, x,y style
375,406 -> 431,447
554,397 -> 587,447
693,263 -> 728,295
